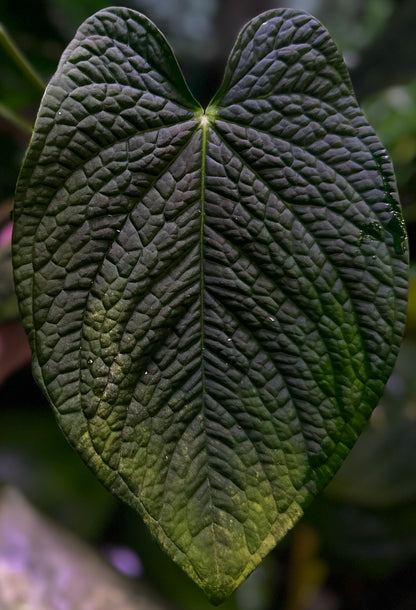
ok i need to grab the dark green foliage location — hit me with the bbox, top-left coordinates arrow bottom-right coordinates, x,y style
12,7 -> 408,602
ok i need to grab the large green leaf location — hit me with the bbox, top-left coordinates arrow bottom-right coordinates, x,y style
12,7 -> 408,603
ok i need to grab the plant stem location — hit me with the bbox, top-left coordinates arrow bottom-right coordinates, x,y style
0,22 -> 45,93
0,103 -> 32,135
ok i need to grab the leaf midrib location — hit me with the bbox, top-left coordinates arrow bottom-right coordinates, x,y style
198,113 -> 220,578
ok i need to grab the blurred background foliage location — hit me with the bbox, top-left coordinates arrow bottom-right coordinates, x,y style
1,0 -> 416,609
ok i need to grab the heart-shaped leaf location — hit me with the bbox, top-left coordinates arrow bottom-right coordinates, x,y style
12,7 -> 408,603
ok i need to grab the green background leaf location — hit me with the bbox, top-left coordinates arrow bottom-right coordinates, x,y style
12,7 -> 408,603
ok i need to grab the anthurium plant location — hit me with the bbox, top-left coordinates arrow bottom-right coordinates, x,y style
12,7 -> 408,604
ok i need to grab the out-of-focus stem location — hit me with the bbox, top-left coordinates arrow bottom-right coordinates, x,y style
0,22 -> 45,93
0,102 -> 32,135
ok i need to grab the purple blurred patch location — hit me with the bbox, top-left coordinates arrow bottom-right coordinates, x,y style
103,544 -> 143,578
0,222 -> 12,250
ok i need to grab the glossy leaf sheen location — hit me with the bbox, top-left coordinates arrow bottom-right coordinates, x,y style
12,7 -> 408,603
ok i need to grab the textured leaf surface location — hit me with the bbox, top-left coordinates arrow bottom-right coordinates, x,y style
12,7 -> 408,603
